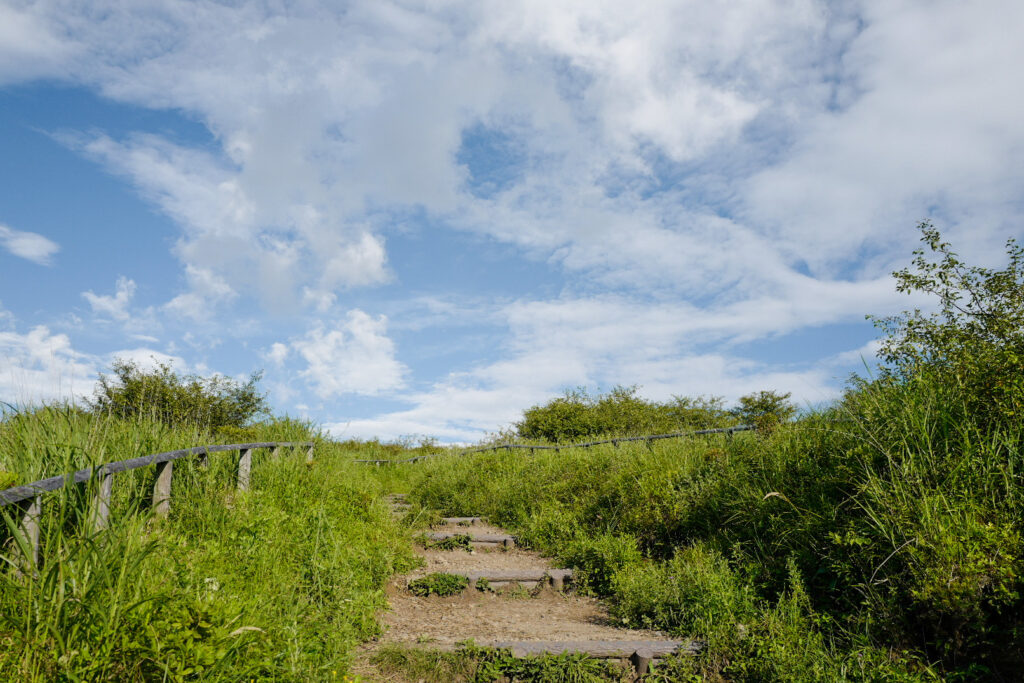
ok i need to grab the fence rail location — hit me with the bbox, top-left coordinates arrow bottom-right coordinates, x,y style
1,440 -> 314,573
354,425 -> 754,465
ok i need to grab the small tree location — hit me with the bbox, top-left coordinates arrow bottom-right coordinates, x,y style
734,390 -> 796,434
89,359 -> 269,429
870,221 -> 1024,421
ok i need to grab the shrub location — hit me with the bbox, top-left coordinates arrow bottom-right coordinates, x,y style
733,390 -> 797,435
870,221 -> 1024,424
611,543 -> 756,636
89,359 -> 268,430
408,573 -> 469,597
558,533 -> 643,596
516,386 -> 732,442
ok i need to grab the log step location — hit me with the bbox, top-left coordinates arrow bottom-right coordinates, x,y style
442,516 -> 485,525
466,569 -> 572,590
426,531 -> 515,547
488,640 -> 701,674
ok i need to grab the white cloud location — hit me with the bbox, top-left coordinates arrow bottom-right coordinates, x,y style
83,276 -> 136,321
293,310 -> 406,398
4,1 -> 1024,440
265,342 -> 289,366
0,223 -> 59,265
745,1 -> 1024,273
164,265 -> 237,321
0,3 -> 74,85
0,326 -> 97,405
108,348 -> 187,373
330,290 -> 894,441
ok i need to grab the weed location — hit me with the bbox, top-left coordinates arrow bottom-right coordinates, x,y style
408,572 -> 469,597
419,532 -> 473,551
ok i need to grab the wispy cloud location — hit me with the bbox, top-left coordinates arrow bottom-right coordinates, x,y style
0,223 -> 59,265
293,310 -> 407,399
3,1 -> 1023,439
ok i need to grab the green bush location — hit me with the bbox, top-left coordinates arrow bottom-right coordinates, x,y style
871,220 -> 1024,424
516,386 -> 731,442
408,573 -> 470,597
610,543 -> 756,637
558,532 -> 643,596
89,359 -> 268,430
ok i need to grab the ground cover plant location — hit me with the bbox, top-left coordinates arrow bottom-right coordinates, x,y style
0,366 -> 420,681
408,572 -> 470,597
372,641 -> 632,683
405,225 -> 1024,681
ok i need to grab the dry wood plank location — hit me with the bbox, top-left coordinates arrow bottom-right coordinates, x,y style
15,496 -> 41,575
463,569 -> 572,582
89,470 -> 114,532
0,441 -> 313,507
489,640 -> 697,659
237,448 -> 252,491
426,531 -> 514,545
463,568 -> 572,590
153,460 -> 173,517
442,516 -> 484,525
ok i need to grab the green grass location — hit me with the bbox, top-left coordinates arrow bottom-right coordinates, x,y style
402,370 -> 1024,681
0,405 -> 420,681
371,642 -> 632,682
408,572 -> 469,597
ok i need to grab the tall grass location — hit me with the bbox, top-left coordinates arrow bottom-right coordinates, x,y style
0,405 -> 420,680
405,370 -> 1023,680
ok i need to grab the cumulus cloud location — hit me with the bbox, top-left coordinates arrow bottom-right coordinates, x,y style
0,325 -> 97,405
0,223 -> 59,265
108,348 -> 186,372
164,265 -> 237,321
83,276 -> 136,321
265,342 -> 289,366
293,310 -> 406,398
4,1 -> 1023,439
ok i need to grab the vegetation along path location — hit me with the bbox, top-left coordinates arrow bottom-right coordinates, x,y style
355,494 -> 696,681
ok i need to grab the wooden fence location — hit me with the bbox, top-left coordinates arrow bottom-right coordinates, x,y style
354,424 -> 754,465
0,441 -> 314,572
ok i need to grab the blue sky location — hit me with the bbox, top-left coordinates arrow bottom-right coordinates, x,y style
2,1 -> 1023,442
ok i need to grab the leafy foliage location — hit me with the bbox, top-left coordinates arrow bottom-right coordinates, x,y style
871,220 -> 1024,421
733,390 -> 797,435
372,642 -> 631,683
406,222 -> 1024,682
408,572 -> 470,597
516,386 -> 732,442
89,359 -> 269,430
0,407 -> 419,681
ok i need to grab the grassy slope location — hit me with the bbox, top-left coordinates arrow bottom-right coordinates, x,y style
0,407 -> 420,681
406,374 -> 1024,681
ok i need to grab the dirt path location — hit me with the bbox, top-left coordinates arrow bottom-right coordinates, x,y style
354,496 -> 680,679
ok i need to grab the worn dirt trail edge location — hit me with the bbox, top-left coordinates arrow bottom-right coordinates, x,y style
355,493 -> 695,680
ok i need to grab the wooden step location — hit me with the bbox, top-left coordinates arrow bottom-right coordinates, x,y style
426,531 -> 515,548
441,516 -> 485,525
465,569 -> 572,590
488,640 -> 701,674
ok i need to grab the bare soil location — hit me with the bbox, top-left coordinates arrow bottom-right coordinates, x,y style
354,499 -> 676,679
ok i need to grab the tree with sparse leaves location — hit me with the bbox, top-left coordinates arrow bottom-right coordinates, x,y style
733,390 -> 796,434
870,221 -> 1024,421
89,359 -> 269,429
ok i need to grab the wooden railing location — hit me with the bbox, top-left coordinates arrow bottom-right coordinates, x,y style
354,425 -> 754,464
0,441 -> 314,572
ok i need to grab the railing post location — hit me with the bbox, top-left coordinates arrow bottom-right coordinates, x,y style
89,468 -> 114,532
197,447 -> 209,470
305,444 -> 314,464
153,460 -> 173,517
15,495 -> 41,576
237,448 -> 252,491
271,445 -> 282,459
